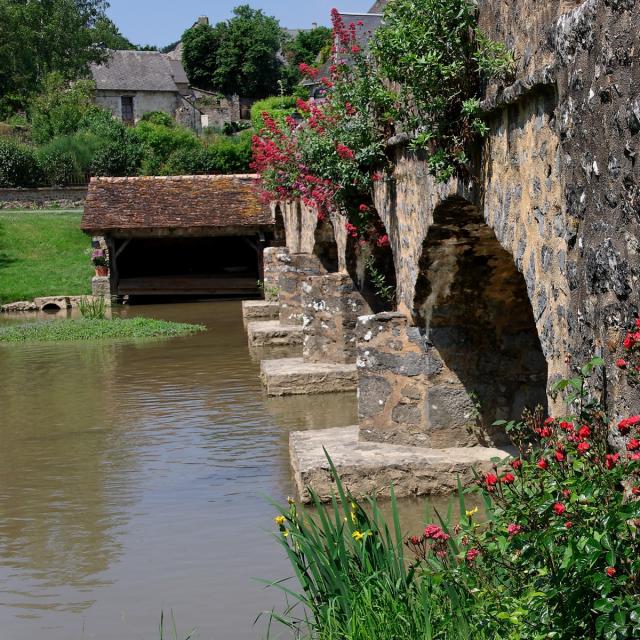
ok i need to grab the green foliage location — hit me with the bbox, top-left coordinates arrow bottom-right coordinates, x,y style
266,462 -> 480,640
280,26 -> 333,92
164,130 -> 252,175
181,22 -> 223,91
36,132 -> 99,185
373,0 -> 514,181
30,73 -> 98,144
0,140 -> 41,187
0,0 -> 112,117
78,296 -> 107,320
250,95 -> 299,130
181,5 -> 284,98
0,210 -> 91,304
364,254 -> 396,305
0,317 -> 206,342
269,343 -> 640,639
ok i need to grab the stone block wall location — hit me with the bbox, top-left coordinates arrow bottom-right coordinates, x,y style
278,253 -> 325,325
262,246 -> 289,301
302,273 -> 371,364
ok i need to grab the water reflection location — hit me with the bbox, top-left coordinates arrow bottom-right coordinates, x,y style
0,301 -> 441,640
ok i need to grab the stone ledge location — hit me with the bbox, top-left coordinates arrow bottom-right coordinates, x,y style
241,299 -> 280,321
246,320 -> 303,348
290,426 -> 515,503
260,357 -> 358,396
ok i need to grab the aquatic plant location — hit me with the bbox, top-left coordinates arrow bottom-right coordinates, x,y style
0,317 -> 205,342
78,295 -> 107,320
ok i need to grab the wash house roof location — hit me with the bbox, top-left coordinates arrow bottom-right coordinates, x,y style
81,175 -> 272,234
90,50 -> 189,93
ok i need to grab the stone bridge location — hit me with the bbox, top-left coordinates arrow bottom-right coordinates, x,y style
245,0 -> 639,501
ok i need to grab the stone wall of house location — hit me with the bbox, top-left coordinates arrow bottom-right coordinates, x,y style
95,90 -> 181,124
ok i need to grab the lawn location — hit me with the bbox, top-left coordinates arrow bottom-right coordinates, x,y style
0,209 -> 92,304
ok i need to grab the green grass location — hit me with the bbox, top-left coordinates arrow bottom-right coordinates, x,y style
0,317 -> 206,342
0,209 -> 91,304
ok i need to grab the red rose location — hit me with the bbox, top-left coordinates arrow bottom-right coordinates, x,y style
539,426 -> 552,438
565,521 -> 573,529
501,472 -> 515,484
627,438 -> 640,452
616,358 -> 628,368
559,421 -> 574,432
485,473 -> 499,488
537,458 -> 549,470
562,489 -> 571,498
577,441 -> 590,455
577,425 -> 591,439
555,450 -> 566,462
511,458 -> 522,470
606,566 -> 616,577
553,502 -> 566,515
632,487 -> 640,496
605,453 -> 620,469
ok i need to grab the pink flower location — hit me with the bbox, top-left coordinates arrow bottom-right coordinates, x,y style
616,358 -> 628,369
466,548 -> 480,563
507,523 -> 522,537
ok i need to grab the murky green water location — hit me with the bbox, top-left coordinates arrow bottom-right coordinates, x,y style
0,301 -> 443,640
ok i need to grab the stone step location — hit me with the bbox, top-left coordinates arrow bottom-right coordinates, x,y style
289,425 -> 515,503
260,357 -> 358,396
246,320 -> 303,348
241,299 -> 280,321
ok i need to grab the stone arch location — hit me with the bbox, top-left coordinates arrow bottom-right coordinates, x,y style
346,219 -> 397,313
273,203 -> 286,246
41,302 -> 62,312
412,195 -> 548,444
313,217 -> 339,273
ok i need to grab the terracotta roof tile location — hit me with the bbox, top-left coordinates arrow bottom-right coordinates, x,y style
81,174 -> 272,233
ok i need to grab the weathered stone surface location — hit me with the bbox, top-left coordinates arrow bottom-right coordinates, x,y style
33,296 -> 71,311
1,301 -> 38,312
246,320 -> 303,348
241,300 -> 279,321
91,276 -> 111,298
279,253 -> 325,325
302,272 -> 371,364
260,357 -> 357,396
290,426 -> 515,503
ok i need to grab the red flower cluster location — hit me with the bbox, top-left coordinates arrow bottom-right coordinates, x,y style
406,524 -> 451,561
618,318 -> 640,384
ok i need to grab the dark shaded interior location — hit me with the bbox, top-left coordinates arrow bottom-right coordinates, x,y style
274,205 -> 286,246
346,224 -> 397,313
413,196 -> 548,438
313,218 -> 339,273
113,236 -> 261,296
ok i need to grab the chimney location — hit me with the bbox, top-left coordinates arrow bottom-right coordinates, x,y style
312,22 -> 318,29
197,16 -> 209,26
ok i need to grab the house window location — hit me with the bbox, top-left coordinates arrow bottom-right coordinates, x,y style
121,97 -> 134,125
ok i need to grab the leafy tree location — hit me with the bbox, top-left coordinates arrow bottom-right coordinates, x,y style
30,73 -> 99,144
282,27 -> 332,67
181,5 -> 283,98
181,22 -> 222,91
0,0 -> 113,116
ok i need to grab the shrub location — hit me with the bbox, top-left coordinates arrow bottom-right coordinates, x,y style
270,318 -> 640,640
250,95 -> 299,130
373,0 -> 513,180
0,140 -> 41,187
30,73 -> 98,144
36,133 -> 99,185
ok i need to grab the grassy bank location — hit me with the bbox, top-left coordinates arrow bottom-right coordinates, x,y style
0,317 -> 206,342
0,209 -> 91,304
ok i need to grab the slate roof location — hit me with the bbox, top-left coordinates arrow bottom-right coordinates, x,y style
81,175 -> 273,233
90,50 -> 189,93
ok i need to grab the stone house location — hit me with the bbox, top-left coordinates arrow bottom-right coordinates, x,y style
90,50 -> 195,126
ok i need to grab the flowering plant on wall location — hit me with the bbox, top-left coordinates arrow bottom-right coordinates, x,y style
616,318 -> 640,385
251,9 -> 395,245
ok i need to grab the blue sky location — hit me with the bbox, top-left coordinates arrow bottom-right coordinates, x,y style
106,1 -> 373,47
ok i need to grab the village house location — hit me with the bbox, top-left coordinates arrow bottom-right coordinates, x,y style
90,50 -> 197,127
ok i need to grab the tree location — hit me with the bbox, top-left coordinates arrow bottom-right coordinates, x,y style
0,0 -> 113,116
280,26 -> 332,93
181,5 -> 283,98
181,22 -> 222,91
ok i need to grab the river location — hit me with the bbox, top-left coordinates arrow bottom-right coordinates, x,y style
0,300 -> 439,640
